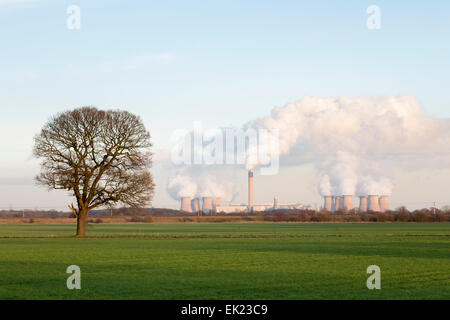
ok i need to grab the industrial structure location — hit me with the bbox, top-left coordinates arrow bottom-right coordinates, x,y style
334,196 -> 342,212
359,196 -> 368,212
367,195 -> 381,212
202,197 -> 213,213
342,195 -> 353,212
248,170 -> 254,210
191,198 -> 200,212
180,170 -> 390,214
179,170 -> 303,214
323,195 -> 332,211
321,194 -> 389,213
379,195 -> 389,212
180,196 -> 192,212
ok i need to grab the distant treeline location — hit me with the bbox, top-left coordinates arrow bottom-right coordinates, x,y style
1,207 -> 449,222
0,207 -> 180,218
255,208 -> 450,223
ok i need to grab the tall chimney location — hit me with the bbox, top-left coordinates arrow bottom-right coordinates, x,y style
202,197 -> 213,214
273,196 -> 279,210
248,170 -> 254,209
368,195 -> 381,212
323,196 -> 332,211
181,197 -> 193,212
379,195 -> 389,212
342,195 -> 353,212
191,198 -> 200,212
334,196 -> 342,212
359,196 -> 368,212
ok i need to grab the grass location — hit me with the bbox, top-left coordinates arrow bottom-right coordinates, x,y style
0,223 -> 448,300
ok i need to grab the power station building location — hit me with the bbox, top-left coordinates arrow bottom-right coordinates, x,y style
321,194 -> 390,213
179,169 -> 390,214
179,170 -> 303,214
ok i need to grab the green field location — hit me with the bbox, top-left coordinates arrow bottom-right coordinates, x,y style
0,223 -> 449,300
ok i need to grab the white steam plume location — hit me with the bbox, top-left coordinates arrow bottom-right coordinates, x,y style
167,168 -> 234,202
167,95 -> 450,201
252,95 -> 450,196
167,174 -> 197,200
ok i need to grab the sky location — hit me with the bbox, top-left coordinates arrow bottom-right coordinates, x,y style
0,0 -> 449,210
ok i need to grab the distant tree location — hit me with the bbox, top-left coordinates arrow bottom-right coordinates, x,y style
33,107 -> 155,237
396,206 -> 409,213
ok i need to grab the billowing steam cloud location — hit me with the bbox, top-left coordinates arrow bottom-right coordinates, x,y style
167,95 -> 450,201
167,167 -> 234,201
252,95 -> 450,196
167,174 -> 197,199
357,176 -> 394,196
198,175 -> 233,198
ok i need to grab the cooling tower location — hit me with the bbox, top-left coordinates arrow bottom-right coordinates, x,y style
273,197 -> 279,209
339,196 -> 345,211
342,195 -> 353,212
191,198 -> 200,212
181,197 -> 193,212
368,195 -> 381,212
379,195 -> 389,212
334,196 -> 342,212
248,171 -> 254,209
213,197 -> 222,210
202,197 -> 213,213
359,196 -> 368,212
323,196 -> 332,211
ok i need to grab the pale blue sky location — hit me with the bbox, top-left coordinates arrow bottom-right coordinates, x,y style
1,0 -> 449,210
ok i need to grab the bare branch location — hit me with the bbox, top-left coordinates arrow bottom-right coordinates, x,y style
33,107 -> 155,236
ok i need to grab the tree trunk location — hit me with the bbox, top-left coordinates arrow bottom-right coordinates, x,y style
76,209 -> 88,237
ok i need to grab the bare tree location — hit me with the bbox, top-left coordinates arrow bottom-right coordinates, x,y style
33,107 -> 155,237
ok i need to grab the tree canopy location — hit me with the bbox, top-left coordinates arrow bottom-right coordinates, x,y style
33,107 -> 155,237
